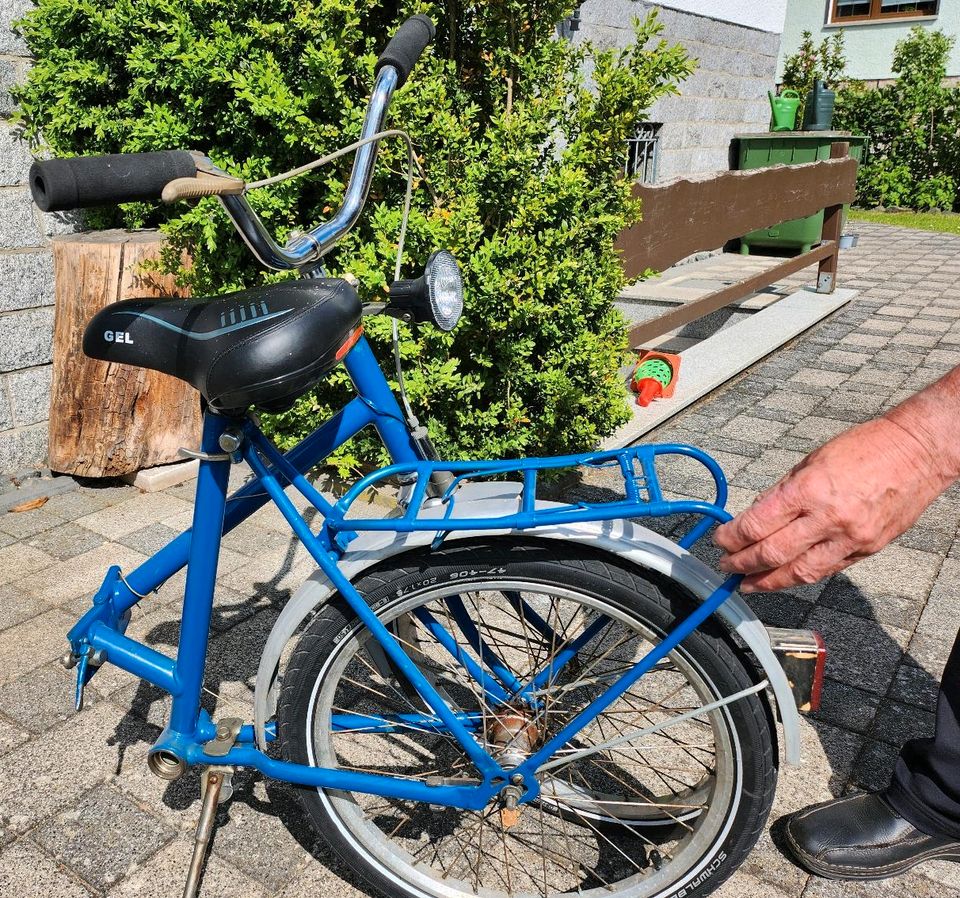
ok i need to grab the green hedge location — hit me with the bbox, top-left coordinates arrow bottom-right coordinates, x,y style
834,27 -> 959,212
15,1 -> 693,471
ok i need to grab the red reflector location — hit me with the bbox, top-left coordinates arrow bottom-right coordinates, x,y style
808,629 -> 827,713
335,326 -> 364,361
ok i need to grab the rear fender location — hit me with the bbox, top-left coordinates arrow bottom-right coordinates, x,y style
252,482 -> 803,764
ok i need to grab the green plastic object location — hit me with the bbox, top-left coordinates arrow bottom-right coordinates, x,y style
737,133 -> 868,254
802,80 -> 836,132
768,89 -> 800,132
633,358 -> 673,388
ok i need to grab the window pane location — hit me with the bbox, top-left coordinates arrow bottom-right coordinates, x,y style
835,0 -> 872,17
879,0 -> 937,12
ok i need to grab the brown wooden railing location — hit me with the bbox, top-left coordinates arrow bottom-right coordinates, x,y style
615,142 -> 857,348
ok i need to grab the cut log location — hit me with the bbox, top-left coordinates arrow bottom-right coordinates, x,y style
48,230 -> 201,478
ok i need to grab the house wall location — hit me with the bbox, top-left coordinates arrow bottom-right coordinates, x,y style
654,0 -> 788,35
576,1 -> 785,181
777,0 -> 960,81
0,0 -> 65,475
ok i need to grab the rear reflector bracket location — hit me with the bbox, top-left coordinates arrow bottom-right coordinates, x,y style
766,627 -> 826,714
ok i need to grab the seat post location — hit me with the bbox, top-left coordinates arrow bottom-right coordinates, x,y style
169,410 -> 234,736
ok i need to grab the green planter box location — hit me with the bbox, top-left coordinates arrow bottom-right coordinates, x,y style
736,132 -> 867,254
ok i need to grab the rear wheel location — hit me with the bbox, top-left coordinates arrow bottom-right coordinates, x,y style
278,539 -> 776,898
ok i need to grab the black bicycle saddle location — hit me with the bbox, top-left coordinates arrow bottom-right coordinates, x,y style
83,279 -> 362,413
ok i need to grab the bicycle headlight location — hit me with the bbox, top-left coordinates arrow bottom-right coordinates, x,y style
423,250 -> 464,331
386,250 -> 464,331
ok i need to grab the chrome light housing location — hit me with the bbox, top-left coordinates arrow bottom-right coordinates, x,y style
423,250 -> 464,331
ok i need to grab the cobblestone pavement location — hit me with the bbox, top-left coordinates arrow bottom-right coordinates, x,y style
1,220 -> 960,897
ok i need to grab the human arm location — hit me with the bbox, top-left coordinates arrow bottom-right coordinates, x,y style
713,366 -> 960,593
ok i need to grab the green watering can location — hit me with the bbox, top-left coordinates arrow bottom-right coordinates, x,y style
769,89 -> 800,132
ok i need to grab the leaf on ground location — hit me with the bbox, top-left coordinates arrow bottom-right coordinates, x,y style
9,495 -> 49,513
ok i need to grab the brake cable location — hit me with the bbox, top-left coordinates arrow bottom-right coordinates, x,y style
246,128 -> 432,433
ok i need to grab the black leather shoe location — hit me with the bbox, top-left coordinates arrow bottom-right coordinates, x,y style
785,792 -> 960,880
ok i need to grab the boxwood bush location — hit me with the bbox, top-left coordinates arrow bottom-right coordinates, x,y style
14,1 -> 692,470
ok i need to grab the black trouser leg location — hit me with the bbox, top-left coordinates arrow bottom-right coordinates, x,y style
886,627 -> 960,839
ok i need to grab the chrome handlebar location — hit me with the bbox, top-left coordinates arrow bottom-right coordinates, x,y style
218,65 -> 400,271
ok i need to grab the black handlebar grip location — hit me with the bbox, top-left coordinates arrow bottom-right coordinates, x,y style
375,15 -> 436,88
29,151 -> 198,212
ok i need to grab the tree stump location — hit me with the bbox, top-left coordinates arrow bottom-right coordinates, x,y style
48,230 -> 201,477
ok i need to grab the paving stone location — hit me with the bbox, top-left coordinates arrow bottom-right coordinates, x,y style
736,822 -> 811,897
817,389 -> 888,423
743,590 -> 812,629
869,696 -> 936,749
737,448 -> 807,491
75,492 -> 193,540
812,678 -> 882,735
220,519 -> 296,557
720,414 -> 792,445
917,560 -> 960,635
0,837 -> 94,898
112,834 -> 270,898
26,521 -> 105,561
218,549 -> 316,606
33,783 -> 173,890
0,607 -> 75,686
906,630 -> 955,682
0,540 -> 53,587
715,869 -> 795,898
0,506 -> 67,539
754,390 -> 821,424
787,415 -> 852,444
895,524 -> 955,555
817,575 -> 925,631
42,486 -> 119,520
840,332 -> 890,349
917,857 -> 960,892
0,661 -> 98,733
274,857 -> 372,898
0,713 -> 29,758
25,541 -> 147,605
115,522 -> 182,557
897,330 -> 940,348
0,701 -> 149,834
890,661 -> 941,712
816,348 -> 871,371
848,738 -> 901,793
859,317 -> 904,335
834,545 -> 941,606
0,581 -> 46,631
805,604 -> 908,695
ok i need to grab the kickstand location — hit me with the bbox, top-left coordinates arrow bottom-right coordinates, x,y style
182,766 -> 233,898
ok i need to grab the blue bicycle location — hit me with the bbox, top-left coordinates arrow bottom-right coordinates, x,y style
29,16 -> 824,898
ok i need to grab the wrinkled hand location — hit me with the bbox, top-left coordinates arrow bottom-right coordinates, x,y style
714,417 -> 949,593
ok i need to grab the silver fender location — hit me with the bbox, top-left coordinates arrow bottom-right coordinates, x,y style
253,481 -> 802,764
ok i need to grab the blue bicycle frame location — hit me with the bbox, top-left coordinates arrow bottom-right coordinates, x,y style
65,333 -> 742,813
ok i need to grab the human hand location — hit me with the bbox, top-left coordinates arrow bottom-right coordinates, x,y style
713,417 -> 950,593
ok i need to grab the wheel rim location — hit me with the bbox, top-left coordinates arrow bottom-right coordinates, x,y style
304,579 -> 745,898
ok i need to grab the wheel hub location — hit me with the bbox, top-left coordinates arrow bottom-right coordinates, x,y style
486,710 -> 540,769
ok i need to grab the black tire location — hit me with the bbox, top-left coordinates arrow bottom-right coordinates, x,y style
278,538 -> 777,898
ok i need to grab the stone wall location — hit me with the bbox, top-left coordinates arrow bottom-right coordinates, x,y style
575,0 -> 782,181
0,0 -> 61,475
